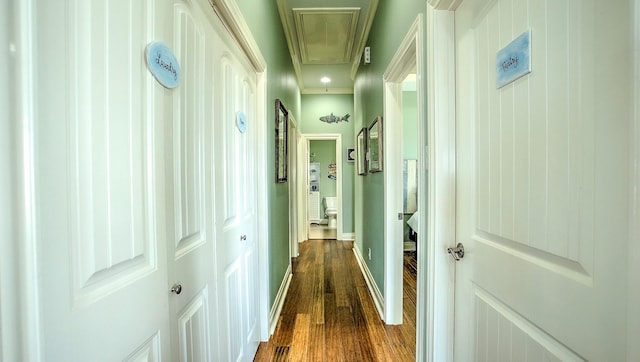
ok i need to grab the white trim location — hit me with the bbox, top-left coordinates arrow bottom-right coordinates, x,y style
340,232 -> 355,241
426,6 -> 456,362
9,0 -> 43,359
288,115 -> 299,258
269,265 -> 292,336
299,133 -> 343,241
212,0 -> 270,341
382,15 -> 424,326
296,132 -> 307,244
629,0 -> 640,359
352,244 -> 384,319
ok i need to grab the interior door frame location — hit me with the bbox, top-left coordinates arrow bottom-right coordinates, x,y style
382,9 -> 455,360
288,114 -> 299,257
6,0 -> 44,358
630,0 -> 640,359
381,11 -> 456,360
299,133 -> 343,240
383,12 -> 424,326
424,5 -> 456,361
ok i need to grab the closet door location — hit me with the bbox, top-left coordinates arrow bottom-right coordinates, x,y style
164,1 -> 219,361
211,9 -> 261,361
36,0 -> 170,359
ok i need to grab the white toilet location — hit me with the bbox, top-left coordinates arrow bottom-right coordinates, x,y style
324,196 -> 338,229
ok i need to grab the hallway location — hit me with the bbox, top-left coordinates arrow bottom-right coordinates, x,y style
254,239 -> 416,361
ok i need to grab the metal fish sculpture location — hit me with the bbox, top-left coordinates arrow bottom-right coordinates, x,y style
319,113 -> 350,123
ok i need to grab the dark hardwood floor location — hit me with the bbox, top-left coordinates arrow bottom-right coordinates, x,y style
254,239 -> 417,361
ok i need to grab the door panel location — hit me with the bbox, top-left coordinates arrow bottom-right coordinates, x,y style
165,2 -> 260,360
177,288 -> 212,361
454,0 -> 630,360
37,0 -> 169,359
166,1 -> 216,361
214,20 -> 260,362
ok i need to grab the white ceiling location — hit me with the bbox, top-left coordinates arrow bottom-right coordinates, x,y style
276,0 -> 379,94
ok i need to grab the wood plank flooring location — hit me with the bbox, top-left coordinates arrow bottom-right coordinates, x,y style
254,239 -> 417,361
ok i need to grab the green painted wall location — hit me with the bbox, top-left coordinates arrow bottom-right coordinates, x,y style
236,0 -> 301,307
353,0 -> 427,295
300,94 -> 355,233
310,140 -> 337,208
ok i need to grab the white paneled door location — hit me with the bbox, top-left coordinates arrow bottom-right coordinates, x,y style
166,1 -> 259,362
36,0 -> 170,360
165,1 -> 259,360
453,0 -> 630,361
165,1 -> 216,361
35,0 -> 260,360
210,9 -> 261,361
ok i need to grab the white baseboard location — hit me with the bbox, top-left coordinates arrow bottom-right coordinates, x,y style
269,264 -> 292,335
352,244 -> 384,320
339,232 -> 355,241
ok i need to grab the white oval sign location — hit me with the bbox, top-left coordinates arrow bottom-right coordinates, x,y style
146,42 -> 181,88
236,111 -> 248,133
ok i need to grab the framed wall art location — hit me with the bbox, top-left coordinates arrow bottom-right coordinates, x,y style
356,127 -> 367,176
275,99 -> 288,183
368,116 -> 383,173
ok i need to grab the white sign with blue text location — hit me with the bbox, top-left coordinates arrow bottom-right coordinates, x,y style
496,30 -> 531,88
146,41 -> 181,89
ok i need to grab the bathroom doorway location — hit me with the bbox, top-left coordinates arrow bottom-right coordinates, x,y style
297,134 -> 343,241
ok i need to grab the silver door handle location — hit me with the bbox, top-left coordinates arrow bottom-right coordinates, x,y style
170,283 -> 182,295
447,243 -> 464,261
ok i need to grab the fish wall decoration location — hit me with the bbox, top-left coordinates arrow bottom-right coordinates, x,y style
319,113 -> 350,124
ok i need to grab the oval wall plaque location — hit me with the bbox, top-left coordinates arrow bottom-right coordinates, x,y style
236,111 -> 248,133
146,41 -> 181,89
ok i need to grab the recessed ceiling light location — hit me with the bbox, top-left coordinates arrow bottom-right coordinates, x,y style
321,76 -> 331,83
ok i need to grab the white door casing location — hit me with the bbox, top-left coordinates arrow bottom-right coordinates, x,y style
453,0 -> 631,360
289,114 -> 299,257
382,15 -> 425,327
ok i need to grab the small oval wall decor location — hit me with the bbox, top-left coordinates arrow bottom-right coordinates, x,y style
146,41 -> 181,89
236,111 -> 247,133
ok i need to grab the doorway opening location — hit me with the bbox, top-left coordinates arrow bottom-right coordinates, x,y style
297,134 -> 343,242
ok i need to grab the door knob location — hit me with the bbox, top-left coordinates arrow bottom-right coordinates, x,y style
447,243 -> 465,261
170,283 -> 182,295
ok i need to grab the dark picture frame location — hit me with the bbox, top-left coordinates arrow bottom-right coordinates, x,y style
368,116 -> 383,173
275,99 -> 288,183
357,127 -> 367,175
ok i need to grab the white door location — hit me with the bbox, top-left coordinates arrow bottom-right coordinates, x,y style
35,0 -> 170,359
210,10 -> 261,362
454,0 -> 631,360
164,2 -> 260,361
164,1 -> 218,361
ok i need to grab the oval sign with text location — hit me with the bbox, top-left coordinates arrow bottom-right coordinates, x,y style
146,41 -> 181,89
237,111 -> 247,133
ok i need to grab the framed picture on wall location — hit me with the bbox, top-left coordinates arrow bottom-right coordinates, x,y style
356,127 -> 367,175
347,148 -> 355,162
368,116 -> 383,172
275,99 -> 288,183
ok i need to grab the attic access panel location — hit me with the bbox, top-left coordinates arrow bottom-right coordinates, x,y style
293,8 -> 360,64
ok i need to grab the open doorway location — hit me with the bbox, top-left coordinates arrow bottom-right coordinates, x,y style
297,134 -> 343,242
308,139 -> 338,240
382,16 -> 425,329
383,17 -> 428,324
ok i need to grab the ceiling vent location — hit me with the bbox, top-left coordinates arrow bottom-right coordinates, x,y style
292,8 -> 360,65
